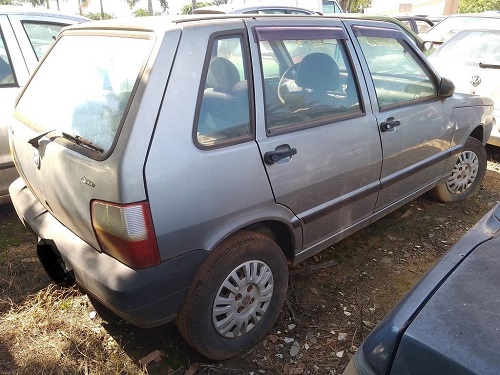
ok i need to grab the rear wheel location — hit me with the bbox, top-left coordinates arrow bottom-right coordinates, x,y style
176,231 -> 288,360
429,137 -> 487,203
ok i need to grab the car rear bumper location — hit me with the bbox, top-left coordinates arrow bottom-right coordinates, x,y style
9,177 -> 208,327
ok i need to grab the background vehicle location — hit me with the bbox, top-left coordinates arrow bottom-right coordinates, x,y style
225,0 -> 343,14
333,13 -> 434,52
344,203 -> 500,375
424,13 -> 500,47
8,14 -> 493,361
429,28 -> 500,146
0,6 -> 88,204
193,3 -> 316,14
394,14 -> 434,33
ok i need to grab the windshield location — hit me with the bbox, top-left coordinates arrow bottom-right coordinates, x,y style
16,34 -> 151,153
435,30 -> 500,64
428,16 -> 500,35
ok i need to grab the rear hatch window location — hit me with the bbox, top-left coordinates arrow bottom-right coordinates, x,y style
16,33 -> 151,154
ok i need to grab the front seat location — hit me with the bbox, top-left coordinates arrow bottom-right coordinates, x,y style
284,53 -> 340,114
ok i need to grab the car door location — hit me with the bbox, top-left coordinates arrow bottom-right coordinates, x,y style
345,21 -> 455,211
246,18 -> 382,253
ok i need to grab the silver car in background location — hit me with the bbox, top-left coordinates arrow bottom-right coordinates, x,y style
0,6 -> 88,204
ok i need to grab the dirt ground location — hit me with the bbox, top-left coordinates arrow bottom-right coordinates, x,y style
2,146 -> 500,375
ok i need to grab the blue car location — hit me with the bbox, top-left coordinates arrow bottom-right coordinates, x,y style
344,203 -> 500,375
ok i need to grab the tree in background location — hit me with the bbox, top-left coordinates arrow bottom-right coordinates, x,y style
159,0 -> 168,12
338,0 -> 371,13
134,8 -> 162,15
459,0 -> 500,12
85,11 -> 113,19
181,1 -> 213,14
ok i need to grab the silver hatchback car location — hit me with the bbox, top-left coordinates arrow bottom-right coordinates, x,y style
8,15 -> 494,360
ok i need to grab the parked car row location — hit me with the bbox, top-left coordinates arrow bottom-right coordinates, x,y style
0,6 -> 88,204
7,12 -> 493,361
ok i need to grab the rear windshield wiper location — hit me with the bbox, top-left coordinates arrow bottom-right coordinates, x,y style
62,132 -> 104,153
28,129 -> 104,153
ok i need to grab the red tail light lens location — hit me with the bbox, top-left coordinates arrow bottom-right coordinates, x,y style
91,200 -> 160,269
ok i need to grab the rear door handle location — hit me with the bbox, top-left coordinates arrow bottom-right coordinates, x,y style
380,117 -> 401,132
264,148 -> 297,164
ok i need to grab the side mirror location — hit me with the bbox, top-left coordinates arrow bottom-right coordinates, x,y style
438,77 -> 455,99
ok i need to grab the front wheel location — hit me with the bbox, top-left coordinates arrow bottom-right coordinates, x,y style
176,231 -> 289,360
428,136 -> 487,203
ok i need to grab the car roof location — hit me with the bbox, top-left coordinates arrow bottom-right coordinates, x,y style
193,3 -> 315,14
64,13 -> 414,34
0,5 -> 89,21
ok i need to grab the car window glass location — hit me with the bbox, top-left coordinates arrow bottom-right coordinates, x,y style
258,9 -> 287,14
0,28 -> 15,86
415,20 -> 432,33
258,36 -> 362,133
22,22 -> 66,60
357,36 -> 437,109
400,20 -> 412,29
288,10 -> 310,14
196,35 -> 251,148
16,35 -> 150,154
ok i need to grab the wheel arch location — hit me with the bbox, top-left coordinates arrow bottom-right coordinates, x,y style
242,220 -> 295,261
208,219 -> 298,264
469,125 -> 485,144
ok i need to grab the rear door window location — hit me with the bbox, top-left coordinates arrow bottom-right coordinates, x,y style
16,34 -> 152,154
22,22 -> 67,60
255,27 -> 362,133
0,28 -> 15,86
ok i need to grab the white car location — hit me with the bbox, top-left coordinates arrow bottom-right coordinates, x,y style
0,6 -> 88,204
428,28 -> 500,146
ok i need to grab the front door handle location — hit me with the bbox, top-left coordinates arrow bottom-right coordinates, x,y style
264,148 -> 297,164
380,117 -> 401,132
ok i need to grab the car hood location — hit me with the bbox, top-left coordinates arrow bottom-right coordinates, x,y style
353,204 -> 500,375
430,56 -> 500,110
391,234 -> 500,374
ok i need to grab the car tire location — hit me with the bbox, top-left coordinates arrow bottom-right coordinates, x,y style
176,230 -> 289,360
429,136 -> 487,203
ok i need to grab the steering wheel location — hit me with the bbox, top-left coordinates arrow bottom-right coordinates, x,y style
277,63 -> 300,104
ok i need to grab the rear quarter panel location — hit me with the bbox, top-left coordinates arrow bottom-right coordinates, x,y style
145,20 -> 297,261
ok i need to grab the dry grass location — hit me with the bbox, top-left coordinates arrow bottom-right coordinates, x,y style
2,147 -> 500,374
1,283 -> 145,375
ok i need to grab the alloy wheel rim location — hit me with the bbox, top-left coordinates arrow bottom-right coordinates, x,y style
446,150 -> 479,194
213,260 -> 274,338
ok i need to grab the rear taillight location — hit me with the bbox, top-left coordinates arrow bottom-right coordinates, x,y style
91,200 -> 160,269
